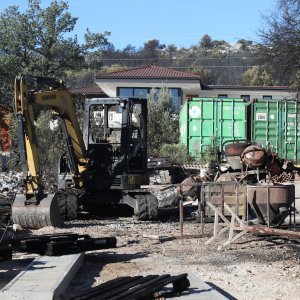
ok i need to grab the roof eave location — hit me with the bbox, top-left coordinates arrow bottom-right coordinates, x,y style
96,76 -> 200,80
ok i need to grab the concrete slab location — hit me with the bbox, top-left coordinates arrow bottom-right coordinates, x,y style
163,274 -> 232,299
0,253 -> 85,300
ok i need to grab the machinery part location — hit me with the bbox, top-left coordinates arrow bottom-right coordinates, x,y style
241,145 -> 267,168
13,75 -> 87,229
134,193 -> 158,220
12,194 -> 63,229
266,152 -> 283,178
56,191 -> 67,220
150,185 -> 180,208
178,176 -> 198,197
45,191 -> 77,221
66,192 -> 78,220
14,75 -> 150,228
135,196 -> 148,220
223,139 -> 253,170
123,193 -> 158,221
0,245 -> 12,260
216,173 -> 238,182
146,193 -> 158,220
247,183 -> 295,226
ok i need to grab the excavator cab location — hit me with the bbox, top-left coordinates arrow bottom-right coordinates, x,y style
58,98 -> 149,192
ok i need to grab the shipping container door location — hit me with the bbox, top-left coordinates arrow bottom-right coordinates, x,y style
187,98 -> 215,156
252,100 -> 280,154
283,101 -> 300,161
217,99 -> 247,151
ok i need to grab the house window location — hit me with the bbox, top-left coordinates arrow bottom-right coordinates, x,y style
218,94 -> 228,99
241,95 -> 250,101
150,88 -> 182,112
117,87 -> 182,112
263,95 -> 272,100
118,87 -> 134,97
170,88 -> 182,111
118,87 -> 149,98
134,88 -> 149,98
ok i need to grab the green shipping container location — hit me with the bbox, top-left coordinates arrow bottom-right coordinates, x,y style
180,98 -> 249,157
252,99 -> 300,161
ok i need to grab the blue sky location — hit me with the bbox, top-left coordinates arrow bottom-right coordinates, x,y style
0,0 -> 276,49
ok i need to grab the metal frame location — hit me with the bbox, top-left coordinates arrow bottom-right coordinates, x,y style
178,180 -> 300,247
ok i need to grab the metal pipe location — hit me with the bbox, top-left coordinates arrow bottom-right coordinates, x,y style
267,186 -> 270,227
243,226 -> 300,239
179,198 -> 183,238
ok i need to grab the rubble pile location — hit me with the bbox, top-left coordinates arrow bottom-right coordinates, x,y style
149,169 -> 172,185
0,171 -> 23,194
0,172 -> 21,244
150,185 -> 180,208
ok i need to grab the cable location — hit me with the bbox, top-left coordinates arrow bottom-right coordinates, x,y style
98,65 -> 262,69
99,57 -> 261,61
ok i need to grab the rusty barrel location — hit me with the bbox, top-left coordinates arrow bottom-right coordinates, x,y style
241,145 -> 267,168
224,140 -> 252,170
247,183 -> 295,226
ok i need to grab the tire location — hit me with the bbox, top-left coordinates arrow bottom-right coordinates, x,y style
55,191 -> 67,221
134,194 -> 147,220
134,193 -> 158,221
66,193 -> 78,220
146,193 -> 158,220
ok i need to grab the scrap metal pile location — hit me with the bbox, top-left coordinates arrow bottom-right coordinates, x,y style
178,140 -> 300,235
64,273 -> 190,300
183,141 -> 300,185
0,232 -> 117,261
0,171 -> 23,193
223,141 -> 300,183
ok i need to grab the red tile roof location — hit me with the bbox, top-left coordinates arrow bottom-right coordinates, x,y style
96,65 -> 201,80
69,84 -> 107,95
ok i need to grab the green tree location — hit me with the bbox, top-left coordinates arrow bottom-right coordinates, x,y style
199,34 -> 214,50
147,87 -> 179,153
0,0 -> 110,103
142,39 -> 165,64
188,66 -> 215,84
157,144 -> 192,165
212,39 -> 229,50
65,69 -> 96,87
6,110 -> 66,181
237,39 -> 253,51
35,111 -> 65,179
241,66 -> 278,86
258,0 -> 300,87
98,63 -> 127,74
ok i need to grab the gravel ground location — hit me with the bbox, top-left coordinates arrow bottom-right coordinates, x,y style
1,207 -> 299,300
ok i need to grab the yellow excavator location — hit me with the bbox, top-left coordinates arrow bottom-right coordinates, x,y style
12,75 -> 158,229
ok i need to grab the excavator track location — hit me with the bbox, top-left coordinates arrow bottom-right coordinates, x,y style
12,193 -> 64,229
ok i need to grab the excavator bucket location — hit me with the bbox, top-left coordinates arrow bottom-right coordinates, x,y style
12,194 -> 64,229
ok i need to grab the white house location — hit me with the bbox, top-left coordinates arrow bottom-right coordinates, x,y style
95,65 -> 298,108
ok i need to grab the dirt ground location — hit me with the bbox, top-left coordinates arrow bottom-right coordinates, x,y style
1,206 -> 299,300
0,208 -> 300,299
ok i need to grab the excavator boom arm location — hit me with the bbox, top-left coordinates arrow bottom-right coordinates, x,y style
14,75 -> 87,197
